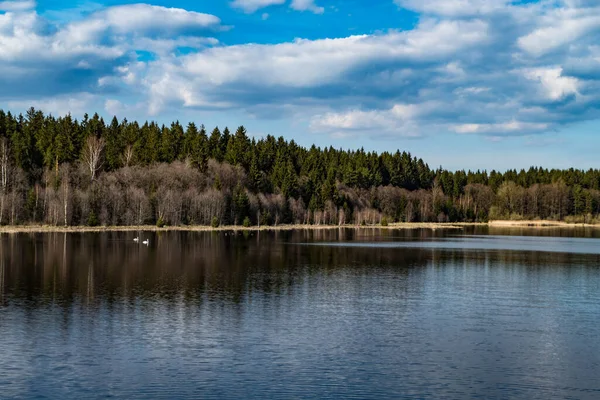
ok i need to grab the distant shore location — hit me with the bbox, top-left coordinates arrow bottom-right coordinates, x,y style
0,220 -> 597,234
488,220 -> 597,228
0,222 -> 479,234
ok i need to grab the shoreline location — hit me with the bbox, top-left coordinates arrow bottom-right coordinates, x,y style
0,222 -> 479,234
0,220 -> 597,234
488,220 -> 598,228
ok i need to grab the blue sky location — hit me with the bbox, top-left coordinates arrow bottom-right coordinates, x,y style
1,0 -> 600,171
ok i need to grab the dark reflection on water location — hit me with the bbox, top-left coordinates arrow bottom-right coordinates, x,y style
1,228 -> 600,399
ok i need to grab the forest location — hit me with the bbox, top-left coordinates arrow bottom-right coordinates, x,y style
0,107 -> 599,227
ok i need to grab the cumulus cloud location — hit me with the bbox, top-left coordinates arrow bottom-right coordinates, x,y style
140,18 -> 488,113
3,0 -> 600,139
522,67 -> 580,101
177,0 -> 600,137
0,4 -> 223,99
58,4 -> 223,47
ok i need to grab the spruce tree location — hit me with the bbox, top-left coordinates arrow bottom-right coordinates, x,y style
105,116 -> 122,170
209,127 -> 222,161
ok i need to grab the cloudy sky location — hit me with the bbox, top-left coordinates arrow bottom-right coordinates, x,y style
1,0 -> 599,170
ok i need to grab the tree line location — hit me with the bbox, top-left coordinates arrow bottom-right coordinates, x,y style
0,107 -> 600,227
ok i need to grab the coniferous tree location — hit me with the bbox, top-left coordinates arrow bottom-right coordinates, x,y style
219,127 -> 230,162
209,127 -> 222,161
182,122 -> 199,162
105,116 -> 122,171
226,125 -> 250,168
121,119 -> 138,167
281,160 -> 298,198
194,124 -> 209,172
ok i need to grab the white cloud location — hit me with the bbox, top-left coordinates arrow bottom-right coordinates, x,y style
395,0 -> 511,17
3,0 -> 600,140
145,19 -> 487,99
0,4 -> 223,99
454,87 -> 491,96
0,0 -> 35,12
0,11 -> 122,64
101,4 -> 222,36
128,2 -> 600,138
104,99 -> 122,116
59,4 -> 223,46
104,98 -> 148,118
0,4 -> 223,64
522,67 -> 580,100
231,0 -> 285,13
310,103 -> 439,137
517,9 -> 600,56
453,121 -> 550,135
7,93 -> 97,116
232,0 -> 324,14
290,0 -> 324,14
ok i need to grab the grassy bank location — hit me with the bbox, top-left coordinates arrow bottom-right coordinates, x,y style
2,220 -> 599,234
0,222 -> 478,234
488,220 -> 598,228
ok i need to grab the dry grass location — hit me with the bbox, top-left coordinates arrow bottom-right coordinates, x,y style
488,220 -> 599,228
0,222 -> 474,234
10,220 -> 600,234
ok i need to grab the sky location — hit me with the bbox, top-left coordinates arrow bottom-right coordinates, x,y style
1,0 -> 600,171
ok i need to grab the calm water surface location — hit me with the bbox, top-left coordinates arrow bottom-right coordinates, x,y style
1,227 -> 600,399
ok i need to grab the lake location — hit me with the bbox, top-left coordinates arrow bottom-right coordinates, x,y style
1,227 -> 600,399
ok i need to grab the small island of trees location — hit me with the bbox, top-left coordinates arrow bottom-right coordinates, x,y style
0,107 -> 598,227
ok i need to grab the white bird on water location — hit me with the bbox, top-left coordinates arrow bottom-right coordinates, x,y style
133,237 -> 139,242
142,239 -> 149,245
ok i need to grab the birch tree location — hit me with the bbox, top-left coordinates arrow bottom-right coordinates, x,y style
59,164 -> 71,226
0,137 -> 10,192
82,136 -> 105,181
122,144 -> 134,167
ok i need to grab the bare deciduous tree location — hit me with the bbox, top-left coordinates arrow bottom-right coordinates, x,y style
82,136 -> 105,181
125,187 -> 150,225
59,164 -> 71,226
9,169 -> 26,225
289,198 -> 307,224
122,144 -> 134,168
0,137 -> 10,192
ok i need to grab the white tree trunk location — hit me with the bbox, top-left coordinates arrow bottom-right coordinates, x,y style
82,136 -> 106,181
0,138 -> 9,191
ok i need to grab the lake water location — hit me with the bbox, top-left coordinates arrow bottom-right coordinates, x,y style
1,227 -> 600,399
